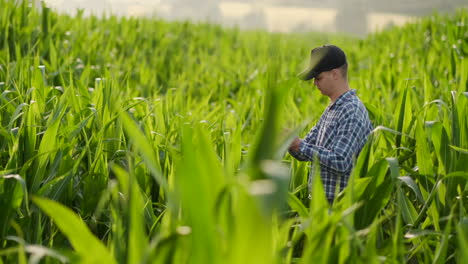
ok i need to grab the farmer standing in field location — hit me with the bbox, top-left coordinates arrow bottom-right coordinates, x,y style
288,45 -> 373,204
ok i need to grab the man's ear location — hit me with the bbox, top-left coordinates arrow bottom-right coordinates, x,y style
331,69 -> 340,80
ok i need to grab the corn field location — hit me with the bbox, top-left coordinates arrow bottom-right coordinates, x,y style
0,0 -> 467,263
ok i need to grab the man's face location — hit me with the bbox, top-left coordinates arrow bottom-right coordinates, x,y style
313,71 -> 333,96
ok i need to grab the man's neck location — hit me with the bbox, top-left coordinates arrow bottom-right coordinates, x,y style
329,84 -> 351,103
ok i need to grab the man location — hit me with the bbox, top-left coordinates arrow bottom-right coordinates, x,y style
288,45 -> 373,204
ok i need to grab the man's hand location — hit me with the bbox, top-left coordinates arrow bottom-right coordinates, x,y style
288,137 -> 302,152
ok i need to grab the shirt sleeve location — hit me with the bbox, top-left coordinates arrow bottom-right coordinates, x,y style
303,123 -> 319,145
288,124 -> 319,161
298,110 -> 364,173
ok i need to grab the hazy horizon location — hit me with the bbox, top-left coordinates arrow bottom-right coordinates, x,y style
42,0 -> 467,36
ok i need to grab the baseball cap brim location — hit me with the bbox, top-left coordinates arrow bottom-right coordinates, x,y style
297,48 -> 327,80
297,66 -> 318,81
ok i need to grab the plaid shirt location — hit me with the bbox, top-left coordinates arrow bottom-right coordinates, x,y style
289,89 -> 373,203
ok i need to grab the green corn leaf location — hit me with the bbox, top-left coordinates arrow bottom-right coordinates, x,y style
119,112 -> 168,191
2,174 -> 29,214
415,119 -> 433,176
395,88 -> 408,150
433,209 -> 453,264
112,165 -> 148,264
31,110 -> 63,192
287,192 -> 308,218
397,186 -> 418,225
456,218 -> 468,263
33,197 -> 116,264
449,145 -> 468,154
398,176 -> 424,203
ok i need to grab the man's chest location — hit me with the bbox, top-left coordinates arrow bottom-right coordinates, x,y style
316,108 -> 342,146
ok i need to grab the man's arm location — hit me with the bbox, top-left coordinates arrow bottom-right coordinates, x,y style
288,137 -> 306,160
288,125 -> 319,161
296,111 -> 367,173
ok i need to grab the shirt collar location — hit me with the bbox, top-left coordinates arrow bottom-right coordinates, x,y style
329,89 -> 356,108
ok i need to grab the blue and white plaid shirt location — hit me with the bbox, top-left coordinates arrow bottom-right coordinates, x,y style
289,89 -> 373,203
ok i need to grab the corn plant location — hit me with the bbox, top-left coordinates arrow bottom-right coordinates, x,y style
0,0 -> 467,263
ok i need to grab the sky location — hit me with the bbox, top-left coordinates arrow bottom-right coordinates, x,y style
42,0 -> 467,36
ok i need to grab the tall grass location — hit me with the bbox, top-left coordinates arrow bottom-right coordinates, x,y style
0,0 -> 467,263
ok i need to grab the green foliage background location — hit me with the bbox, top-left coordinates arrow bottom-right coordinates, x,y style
0,0 -> 467,263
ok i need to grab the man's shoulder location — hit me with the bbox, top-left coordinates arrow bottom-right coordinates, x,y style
335,89 -> 359,105
337,94 -> 365,112
337,94 -> 370,120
